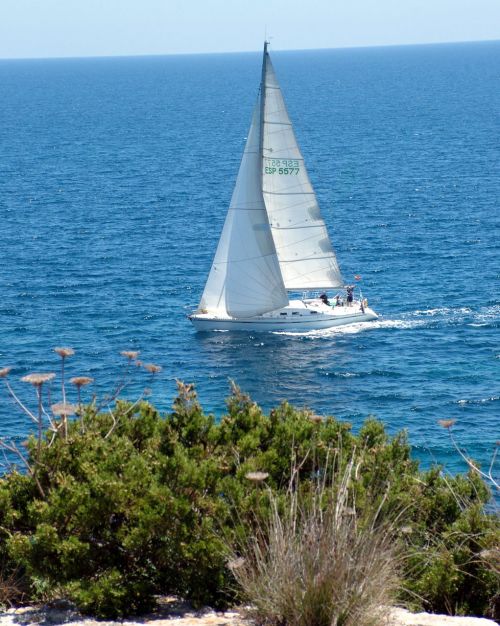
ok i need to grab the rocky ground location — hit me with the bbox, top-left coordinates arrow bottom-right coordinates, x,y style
0,600 -> 497,626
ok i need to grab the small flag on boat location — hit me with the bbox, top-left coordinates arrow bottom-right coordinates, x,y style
354,274 -> 362,280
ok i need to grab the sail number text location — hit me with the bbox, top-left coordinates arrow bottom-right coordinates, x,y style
265,158 -> 300,175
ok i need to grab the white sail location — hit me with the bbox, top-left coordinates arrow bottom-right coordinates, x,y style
262,50 -> 343,290
199,98 -> 289,318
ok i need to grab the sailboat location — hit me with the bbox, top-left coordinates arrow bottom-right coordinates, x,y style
189,43 -> 378,332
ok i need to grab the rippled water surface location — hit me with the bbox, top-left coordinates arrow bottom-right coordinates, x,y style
0,42 -> 498,474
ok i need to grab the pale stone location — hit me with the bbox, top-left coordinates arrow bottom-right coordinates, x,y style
0,605 -> 249,626
388,607 -> 497,626
0,604 -> 496,626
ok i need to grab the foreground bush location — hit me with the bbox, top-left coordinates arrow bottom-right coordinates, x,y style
0,376 -> 498,619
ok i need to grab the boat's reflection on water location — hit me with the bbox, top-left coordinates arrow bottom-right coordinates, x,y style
192,329 -> 357,418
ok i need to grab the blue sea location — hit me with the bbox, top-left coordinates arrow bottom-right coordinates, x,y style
0,41 -> 498,476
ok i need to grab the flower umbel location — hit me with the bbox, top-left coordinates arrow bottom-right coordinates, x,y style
121,350 -> 140,360
245,471 -> 269,483
54,347 -> 75,358
70,376 -> 94,387
438,419 -> 456,429
21,373 -> 56,386
52,402 -> 77,417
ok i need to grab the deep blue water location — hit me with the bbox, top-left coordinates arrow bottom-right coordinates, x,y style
0,41 -> 498,476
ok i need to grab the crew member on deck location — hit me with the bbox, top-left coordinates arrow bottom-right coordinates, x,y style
346,285 -> 354,306
320,293 -> 330,306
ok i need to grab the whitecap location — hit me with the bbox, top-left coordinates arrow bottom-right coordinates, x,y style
332,371 -> 359,378
411,307 -> 471,317
412,307 -> 450,316
455,396 -> 499,406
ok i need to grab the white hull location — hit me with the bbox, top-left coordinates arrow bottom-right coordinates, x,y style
189,299 -> 377,332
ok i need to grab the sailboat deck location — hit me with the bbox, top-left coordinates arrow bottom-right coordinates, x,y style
189,299 -> 378,331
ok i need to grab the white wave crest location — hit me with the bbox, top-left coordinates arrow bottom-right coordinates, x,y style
273,318 -> 426,338
407,304 -> 499,326
411,307 -> 471,317
457,396 -> 500,406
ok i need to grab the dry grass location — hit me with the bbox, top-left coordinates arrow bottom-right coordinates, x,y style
228,452 -> 401,626
0,562 -> 26,608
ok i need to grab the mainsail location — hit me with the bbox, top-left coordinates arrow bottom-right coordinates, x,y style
199,98 -> 288,318
261,45 -> 343,290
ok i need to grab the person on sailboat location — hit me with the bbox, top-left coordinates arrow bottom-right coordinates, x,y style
320,293 -> 330,306
346,285 -> 354,306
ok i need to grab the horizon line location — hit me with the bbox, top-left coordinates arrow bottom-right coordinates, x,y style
0,37 -> 498,62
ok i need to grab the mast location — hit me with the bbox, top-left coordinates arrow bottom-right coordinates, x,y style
259,41 -> 268,188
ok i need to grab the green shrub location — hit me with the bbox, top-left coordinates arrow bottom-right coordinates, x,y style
0,381 -> 497,619
403,498 -> 500,618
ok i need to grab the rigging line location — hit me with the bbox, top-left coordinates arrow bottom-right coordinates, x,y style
263,194 -> 316,206
275,232 -> 333,250
286,265 -> 342,282
285,282 -> 342,291
264,141 -> 301,149
213,250 -> 287,264
285,272 -> 342,284
275,240 -> 334,254
264,130 -> 301,142
263,146 -> 306,158
264,121 -> 293,126
268,208 -> 321,217
264,191 -> 315,195
265,108 -> 288,117
267,207 -> 320,216
228,197 -> 268,206
262,156 -> 305,162
228,206 -> 273,211
271,224 -> 326,230
279,255 -> 336,264
265,185 -> 313,195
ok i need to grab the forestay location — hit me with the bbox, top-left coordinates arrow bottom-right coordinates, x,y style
199,99 -> 289,318
262,49 -> 343,290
